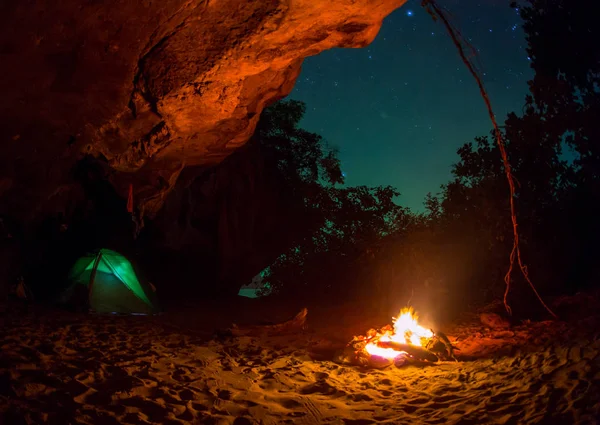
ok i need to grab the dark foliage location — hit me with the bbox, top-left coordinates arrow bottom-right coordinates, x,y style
254,100 -> 406,299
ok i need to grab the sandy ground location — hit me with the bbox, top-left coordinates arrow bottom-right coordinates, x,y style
1,294 -> 600,425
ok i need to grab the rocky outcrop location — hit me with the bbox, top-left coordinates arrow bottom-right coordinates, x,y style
0,0 -> 406,225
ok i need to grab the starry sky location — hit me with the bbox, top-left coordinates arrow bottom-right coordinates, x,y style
288,0 -> 532,211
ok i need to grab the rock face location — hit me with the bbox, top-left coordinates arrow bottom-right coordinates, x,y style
0,0 -> 406,223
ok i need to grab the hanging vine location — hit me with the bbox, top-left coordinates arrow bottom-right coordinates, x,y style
421,0 -> 557,318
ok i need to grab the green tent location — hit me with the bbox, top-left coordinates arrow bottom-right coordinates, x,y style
62,249 -> 159,314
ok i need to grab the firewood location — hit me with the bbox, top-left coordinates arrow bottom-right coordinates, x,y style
376,341 -> 439,362
228,308 -> 308,337
427,330 -> 459,361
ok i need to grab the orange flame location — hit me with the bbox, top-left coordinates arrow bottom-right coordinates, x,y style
364,307 -> 433,360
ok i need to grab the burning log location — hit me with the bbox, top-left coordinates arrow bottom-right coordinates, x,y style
376,341 -> 439,363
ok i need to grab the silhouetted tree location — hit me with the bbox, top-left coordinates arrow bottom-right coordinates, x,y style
518,0 -> 600,289
256,101 -> 406,297
414,0 -> 600,311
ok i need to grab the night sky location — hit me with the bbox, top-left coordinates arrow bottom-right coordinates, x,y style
288,0 -> 532,211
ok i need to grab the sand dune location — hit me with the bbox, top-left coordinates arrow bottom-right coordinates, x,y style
1,297 -> 600,425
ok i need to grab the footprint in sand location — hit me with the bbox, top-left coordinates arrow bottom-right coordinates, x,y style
300,380 -> 340,396
171,366 -> 197,383
178,388 -> 197,401
217,389 -> 232,400
120,396 -> 170,422
400,404 -> 419,414
276,397 -> 303,409
349,393 -> 373,402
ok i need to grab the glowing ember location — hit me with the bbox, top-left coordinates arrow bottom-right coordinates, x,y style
364,307 -> 434,360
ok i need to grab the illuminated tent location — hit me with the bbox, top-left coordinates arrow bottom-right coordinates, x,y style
61,249 -> 159,314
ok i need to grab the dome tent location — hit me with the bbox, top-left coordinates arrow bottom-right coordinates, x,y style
61,249 -> 159,314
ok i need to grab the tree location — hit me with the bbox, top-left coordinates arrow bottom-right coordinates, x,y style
419,0 -> 600,310
256,100 -> 406,297
518,0 -> 600,180
517,0 -> 600,291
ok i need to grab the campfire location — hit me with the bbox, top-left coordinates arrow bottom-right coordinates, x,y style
336,307 -> 457,368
